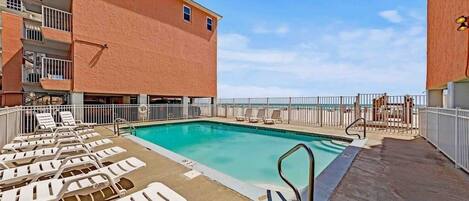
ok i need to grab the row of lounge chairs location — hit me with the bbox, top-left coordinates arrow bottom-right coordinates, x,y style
0,111 -> 186,201
235,108 -> 283,124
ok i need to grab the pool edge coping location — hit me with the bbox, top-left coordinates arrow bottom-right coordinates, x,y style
124,120 -> 366,201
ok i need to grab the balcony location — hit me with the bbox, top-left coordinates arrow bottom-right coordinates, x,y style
22,57 -> 73,91
40,5 -> 72,44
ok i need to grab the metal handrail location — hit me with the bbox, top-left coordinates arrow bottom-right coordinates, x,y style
113,118 -> 136,136
278,143 -> 315,201
345,117 -> 366,139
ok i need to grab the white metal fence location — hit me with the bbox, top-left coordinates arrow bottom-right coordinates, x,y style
42,5 -> 72,32
419,107 -> 469,173
218,94 -> 426,134
42,57 -> 73,80
0,104 -> 213,147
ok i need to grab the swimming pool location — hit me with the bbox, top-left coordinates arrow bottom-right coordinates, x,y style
133,121 -> 348,190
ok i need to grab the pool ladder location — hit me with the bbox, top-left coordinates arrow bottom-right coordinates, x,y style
278,143 -> 315,201
113,118 -> 136,136
345,118 -> 367,139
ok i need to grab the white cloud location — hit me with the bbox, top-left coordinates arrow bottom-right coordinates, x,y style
253,24 -> 290,35
379,10 -> 403,23
218,33 -> 249,50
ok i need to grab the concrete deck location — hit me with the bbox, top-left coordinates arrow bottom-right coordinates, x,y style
330,137 -> 469,201
63,118 -> 469,201
83,126 -> 249,201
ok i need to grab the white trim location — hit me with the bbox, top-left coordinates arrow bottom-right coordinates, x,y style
206,16 -> 213,31
183,5 -> 192,23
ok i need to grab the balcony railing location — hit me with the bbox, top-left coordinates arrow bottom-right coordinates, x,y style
23,23 -> 43,41
41,57 -> 72,80
42,5 -> 72,32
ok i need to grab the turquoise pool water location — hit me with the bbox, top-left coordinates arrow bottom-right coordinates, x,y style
135,121 -> 347,188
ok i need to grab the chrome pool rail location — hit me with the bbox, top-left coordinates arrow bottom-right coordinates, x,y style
345,118 -> 366,139
113,118 -> 136,136
278,143 -> 315,201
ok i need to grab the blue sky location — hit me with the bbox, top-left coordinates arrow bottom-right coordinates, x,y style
197,0 -> 427,98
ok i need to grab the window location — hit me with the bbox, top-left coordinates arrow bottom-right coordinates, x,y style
7,0 -> 22,11
207,17 -> 213,31
183,5 -> 191,22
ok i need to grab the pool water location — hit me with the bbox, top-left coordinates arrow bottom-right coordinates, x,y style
135,121 -> 347,188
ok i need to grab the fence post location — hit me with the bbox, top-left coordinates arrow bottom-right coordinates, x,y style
266,97 -> 269,116
319,106 -> 323,127
339,96 -> 344,126
5,112 -> 9,145
436,108 -> 439,150
232,98 -> 235,117
248,98 -> 251,109
455,108 -> 459,169
288,97 -> 291,124
166,103 -> 169,120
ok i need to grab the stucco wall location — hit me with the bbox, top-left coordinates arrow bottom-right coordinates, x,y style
71,0 -> 217,97
427,0 -> 469,89
1,12 -> 23,106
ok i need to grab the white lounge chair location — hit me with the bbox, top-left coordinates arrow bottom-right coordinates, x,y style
0,139 -> 113,169
0,146 -> 126,187
2,137 -> 83,153
263,109 -> 283,125
236,108 -> 252,121
13,130 -> 99,142
249,108 -> 266,123
60,111 -> 97,129
0,157 -> 146,201
34,113 -> 79,135
117,182 -> 187,201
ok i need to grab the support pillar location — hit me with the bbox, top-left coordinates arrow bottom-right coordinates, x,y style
138,94 -> 148,121
447,82 -> 469,109
427,89 -> 443,108
183,96 -> 189,118
70,92 -> 84,120
211,97 -> 217,117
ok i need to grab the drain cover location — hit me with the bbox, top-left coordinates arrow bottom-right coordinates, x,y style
184,170 -> 201,179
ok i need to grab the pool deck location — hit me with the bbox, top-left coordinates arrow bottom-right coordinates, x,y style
80,117 -> 469,201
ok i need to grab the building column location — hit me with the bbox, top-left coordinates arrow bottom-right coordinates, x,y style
182,96 -> 189,118
138,94 -> 149,121
70,92 -> 84,120
139,94 -> 148,105
447,82 -> 469,109
427,89 -> 444,108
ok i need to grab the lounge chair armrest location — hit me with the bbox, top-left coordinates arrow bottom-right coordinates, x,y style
53,160 -> 101,179
60,153 -> 104,168
58,172 -> 125,199
53,144 -> 89,160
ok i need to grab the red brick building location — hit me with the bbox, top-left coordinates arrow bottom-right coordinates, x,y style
0,0 -> 220,106
427,0 -> 469,108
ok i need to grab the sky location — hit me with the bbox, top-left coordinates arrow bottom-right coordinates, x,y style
196,0 -> 427,98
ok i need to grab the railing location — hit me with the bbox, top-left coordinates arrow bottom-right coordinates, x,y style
0,107 -> 22,147
42,57 -> 73,80
345,118 -> 366,139
278,143 -> 315,201
218,94 -> 426,134
419,107 -> 469,173
24,23 -> 43,41
14,104 -> 213,135
42,5 -> 72,32
113,118 -> 136,136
